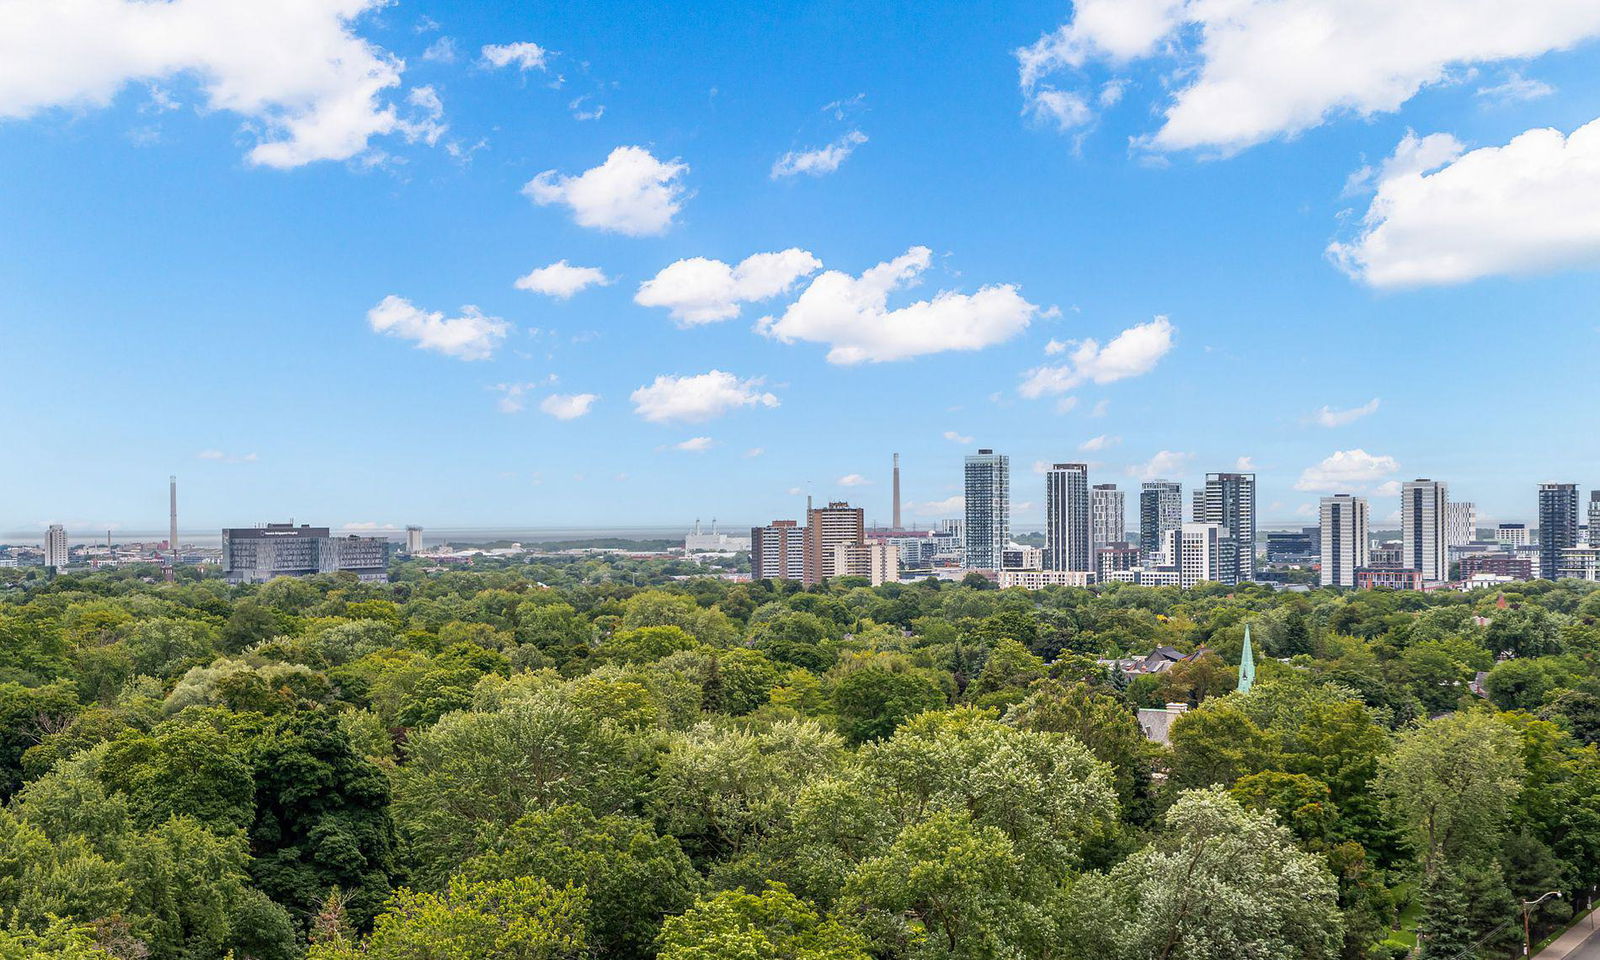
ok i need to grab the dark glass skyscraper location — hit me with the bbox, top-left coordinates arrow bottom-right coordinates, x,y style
1539,483 -> 1579,579
1139,480 -> 1182,558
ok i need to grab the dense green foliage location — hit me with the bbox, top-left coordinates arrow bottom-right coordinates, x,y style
4,558 -> 1600,959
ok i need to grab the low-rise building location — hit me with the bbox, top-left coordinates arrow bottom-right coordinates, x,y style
1356,567 -> 1424,591
998,569 -> 1094,589
222,523 -> 389,584
1459,554 -> 1533,581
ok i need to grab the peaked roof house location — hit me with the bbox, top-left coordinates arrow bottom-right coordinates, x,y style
1237,624 -> 1256,694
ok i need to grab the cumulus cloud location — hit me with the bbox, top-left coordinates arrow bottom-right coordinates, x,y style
1128,450 -> 1193,481
944,430 -> 975,444
1294,449 -> 1401,491
1019,316 -> 1175,398
540,392 -> 598,420
481,42 -> 548,71
1235,456 -> 1256,471
196,450 -> 257,463
524,146 -> 689,236
1079,434 -> 1120,451
491,382 -> 537,413
515,260 -> 613,299
367,295 -> 509,360
630,370 -> 779,423
771,130 -> 868,178
1330,119 -> 1600,287
912,495 -> 966,516
838,473 -> 871,487
0,0 -> 421,167
673,436 -> 714,452
757,247 -> 1037,364
635,249 -> 821,325
1311,397 -> 1381,427
1015,0 -> 1600,154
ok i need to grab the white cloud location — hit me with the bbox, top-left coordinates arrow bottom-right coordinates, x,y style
540,392 -> 598,420
1016,0 -> 1600,154
757,247 -> 1037,364
1128,450 -> 1193,481
1475,71 -> 1555,104
1044,339 -> 1069,355
481,42 -> 548,71
1235,456 -> 1256,471
1330,119 -> 1600,287
912,495 -> 966,516
1019,316 -> 1175,397
944,430 -> 974,444
515,260 -> 613,299
786,487 -> 805,496
1311,397 -> 1381,427
1080,434 -> 1120,451
341,521 -> 399,531
1294,449 -> 1401,492
524,146 -> 689,236
674,436 -> 714,452
1056,397 -> 1081,415
1089,399 -> 1110,417
422,36 -> 458,63
1374,479 -> 1404,496
197,450 -> 225,461
367,295 -> 509,361
398,85 -> 447,147
196,449 -> 257,463
635,249 -> 821,325
630,370 -> 779,423
492,382 -> 537,413
838,474 -> 871,487
0,0 -> 419,167
1026,89 -> 1093,131
568,96 -> 604,121
744,447 -> 765,458
771,130 -> 868,178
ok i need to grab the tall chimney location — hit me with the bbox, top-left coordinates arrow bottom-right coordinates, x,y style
169,475 -> 178,557
892,453 -> 901,530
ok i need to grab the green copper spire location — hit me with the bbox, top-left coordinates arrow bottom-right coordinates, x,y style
1237,624 -> 1256,694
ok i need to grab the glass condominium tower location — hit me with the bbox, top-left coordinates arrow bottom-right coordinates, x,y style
1046,463 -> 1092,572
963,449 -> 1010,570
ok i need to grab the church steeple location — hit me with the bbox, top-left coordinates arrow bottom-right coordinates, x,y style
1237,624 -> 1256,694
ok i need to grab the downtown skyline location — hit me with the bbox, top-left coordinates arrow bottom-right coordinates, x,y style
4,1 -> 1600,532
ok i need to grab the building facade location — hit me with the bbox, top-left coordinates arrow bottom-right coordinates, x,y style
44,524 -> 68,570
1590,492 -> 1600,546
1446,501 -> 1477,547
1557,546 -> 1600,583
1319,494 -> 1369,588
830,541 -> 899,586
1460,554 -> 1533,581
1168,522 -> 1222,589
802,502 -> 865,586
963,450 -> 1009,570
222,523 -> 389,584
1539,483 -> 1580,581
1045,462 -> 1091,572
1095,542 -> 1141,582
998,569 -> 1095,589
1356,567 -> 1424,591
1193,473 -> 1256,584
751,520 -> 806,581
1496,523 -> 1530,546
1139,480 -> 1182,560
1401,479 -> 1450,582
1091,483 -> 1125,549
405,525 -> 423,554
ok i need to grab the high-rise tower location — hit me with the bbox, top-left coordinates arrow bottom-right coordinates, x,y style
1045,463 -> 1092,572
892,453 -> 902,530
1139,480 -> 1182,559
169,475 -> 178,558
1540,483 -> 1579,579
1194,473 -> 1256,584
1402,479 -> 1449,582
1091,483 -> 1125,549
1319,494 -> 1369,588
963,449 -> 1009,570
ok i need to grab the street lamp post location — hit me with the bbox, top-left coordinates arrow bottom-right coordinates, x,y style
1523,891 -> 1563,956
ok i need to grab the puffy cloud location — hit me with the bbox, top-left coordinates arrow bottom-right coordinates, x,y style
757,247 -> 1037,364
1311,397 -> 1381,427
1016,0 -> 1600,154
771,130 -> 868,178
1235,456 -> 1256,471
481,42 -> 548,70
673,436 -> 714,452
524,146 -> 689,236
912,495 -> 966,516
1080,434 -> 1119,451
1330,119 -> 1600,287
1294,449 -> 1400,491
944,430 -> 974,444
0,0 -> 418,167
492,382 -> 537,413
1373,479 -> 1404,496
630,370 -> 779,423
421,36 -> 458,63
515,260 -> 613,299
1128,450 -> 1193,481
1475,71 -> 1555,104
1019,316 -> 1175,398
367,295 -> 509,360
838,474 -> 871,487
635,249 -> 821,325
540,392 -> 598,420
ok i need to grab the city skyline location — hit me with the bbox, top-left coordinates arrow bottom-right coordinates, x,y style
4,2 -> 1600,531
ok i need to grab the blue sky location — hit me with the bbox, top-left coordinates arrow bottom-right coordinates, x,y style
3,0 -> 1599,536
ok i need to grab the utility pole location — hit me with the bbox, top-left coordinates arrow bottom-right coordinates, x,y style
1523,890 -> 1561,955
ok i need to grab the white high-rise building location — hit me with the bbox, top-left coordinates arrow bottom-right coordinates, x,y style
1193,473 -> 1256,584
1496,523 -> 1529,546
1045,463 -> 1091,572
1589,492 -> 1600,547
44,524 -> 68,570
963,449 -> 1010,570
1445,502 -> 1477,547
405,525 -> 424,554
1091,483 -> 1125,549
1319,495 -> 1369,588
1166,522 -> 1222,589
1402,479 -> 1450,582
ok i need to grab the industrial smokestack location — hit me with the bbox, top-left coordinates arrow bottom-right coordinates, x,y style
169,475 -> 178,558
892,453 -> 901,530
